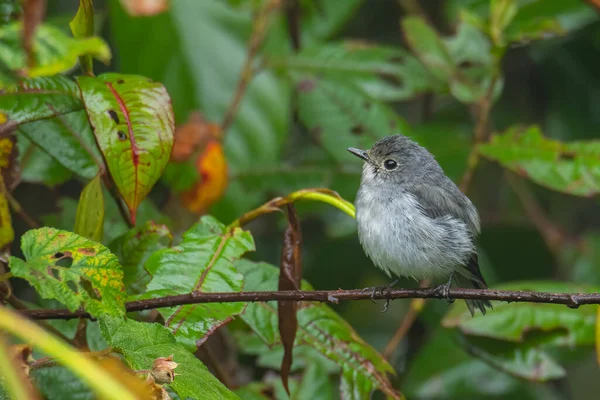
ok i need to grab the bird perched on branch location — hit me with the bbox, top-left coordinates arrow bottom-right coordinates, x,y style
348,135 -> 492,316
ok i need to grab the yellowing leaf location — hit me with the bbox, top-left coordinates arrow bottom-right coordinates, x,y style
181,140 -> 228,214
0,133 -> 17,249
9,228 -> 125,317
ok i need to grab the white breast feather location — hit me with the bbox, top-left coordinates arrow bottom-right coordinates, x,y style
356,190 -> 474,281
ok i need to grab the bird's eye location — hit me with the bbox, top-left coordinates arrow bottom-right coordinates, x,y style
383,159 -> 397,171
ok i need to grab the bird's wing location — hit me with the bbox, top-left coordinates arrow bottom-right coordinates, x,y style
407,183 -> 481,235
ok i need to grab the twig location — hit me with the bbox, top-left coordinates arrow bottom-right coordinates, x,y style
108,186 -> 133,228
30,348 -> 115,371
382,279 -> 429,360
20,286 -> 600,321
459,76 -> 498,193
0,272 -> 11,284
505,172 -> 570,255
5,190 -> 39,229
220,0 -> 281,133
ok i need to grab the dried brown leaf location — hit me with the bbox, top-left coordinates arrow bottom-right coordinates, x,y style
278,204 -> 302,395
171,111 -> 220,163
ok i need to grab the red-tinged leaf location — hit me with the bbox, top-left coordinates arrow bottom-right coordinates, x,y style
278,204 -> 302,395
77,74 -> 175,224
22,0 -> 46,69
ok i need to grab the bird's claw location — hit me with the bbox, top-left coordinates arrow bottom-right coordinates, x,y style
433,276 -> 455,304
364,279 -> 400,311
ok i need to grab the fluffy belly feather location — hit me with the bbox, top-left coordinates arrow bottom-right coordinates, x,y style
356,191 -> 473,281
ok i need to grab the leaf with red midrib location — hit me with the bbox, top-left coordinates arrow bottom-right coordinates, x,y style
77,73 -> 174,223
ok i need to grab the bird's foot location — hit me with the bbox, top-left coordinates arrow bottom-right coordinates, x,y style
433,275 -> 455,304
363,279 -> 400,312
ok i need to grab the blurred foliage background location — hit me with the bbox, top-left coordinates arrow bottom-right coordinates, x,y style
5,0 -> 600,398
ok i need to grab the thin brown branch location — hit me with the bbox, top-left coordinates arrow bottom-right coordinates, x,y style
5,189 -> 39,229
459,76 -> 499,193
505,172 -> 571,255
20,286 -> 600,321
220,0 -> 282,133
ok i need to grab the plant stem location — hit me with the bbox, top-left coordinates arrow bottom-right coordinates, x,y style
0,272 -> 12,284
459,76 -> 498,193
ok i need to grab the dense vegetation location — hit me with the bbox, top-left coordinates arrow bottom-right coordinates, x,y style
1,0 -> 600,399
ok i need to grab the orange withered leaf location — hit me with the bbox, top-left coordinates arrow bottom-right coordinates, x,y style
180,140 -> 228,214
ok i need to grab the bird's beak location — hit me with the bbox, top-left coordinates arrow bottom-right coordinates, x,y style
347,147 -> 370,162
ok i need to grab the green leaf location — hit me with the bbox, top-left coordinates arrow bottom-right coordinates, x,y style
32,367 -> 93,400
479,125 -> 600,197
1,78 -> 100,181
236,260 -> 400,399
0,76 -> 83,123
300,0 -> 364,44
404,329 -> 523,398
141,216 -> 254,350
77,73 -> 175,223
9,227 -> 125,317
505,0 -> 595,43
18,136 -> 73,186
0,22 -> 110,80
18,110 -> 103,179
234,331 -> 339,374
74,174 -> 104,242
565,232 -> 600,285
0,2 -> 21,25
461,333 -> 567,381
266,359 -> 336,400
490,0 -> 518,45
269,42 -> 442,101
70,0 -> 95,74
99,316 -> 238,400
295,74 -> 410,163
442,281 -> 597,345
109,221 -> 172,295
234,383 -> 271,400
401,16 -> 456,81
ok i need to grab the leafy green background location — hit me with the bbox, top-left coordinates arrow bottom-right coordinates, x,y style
1,0 -> 600,399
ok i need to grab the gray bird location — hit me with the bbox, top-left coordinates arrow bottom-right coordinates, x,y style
348,134 -> 491,316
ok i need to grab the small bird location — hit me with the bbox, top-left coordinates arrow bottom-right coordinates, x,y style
348,135 -> 492,316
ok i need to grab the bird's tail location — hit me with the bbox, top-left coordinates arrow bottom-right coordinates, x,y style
456,254 -> 492,316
